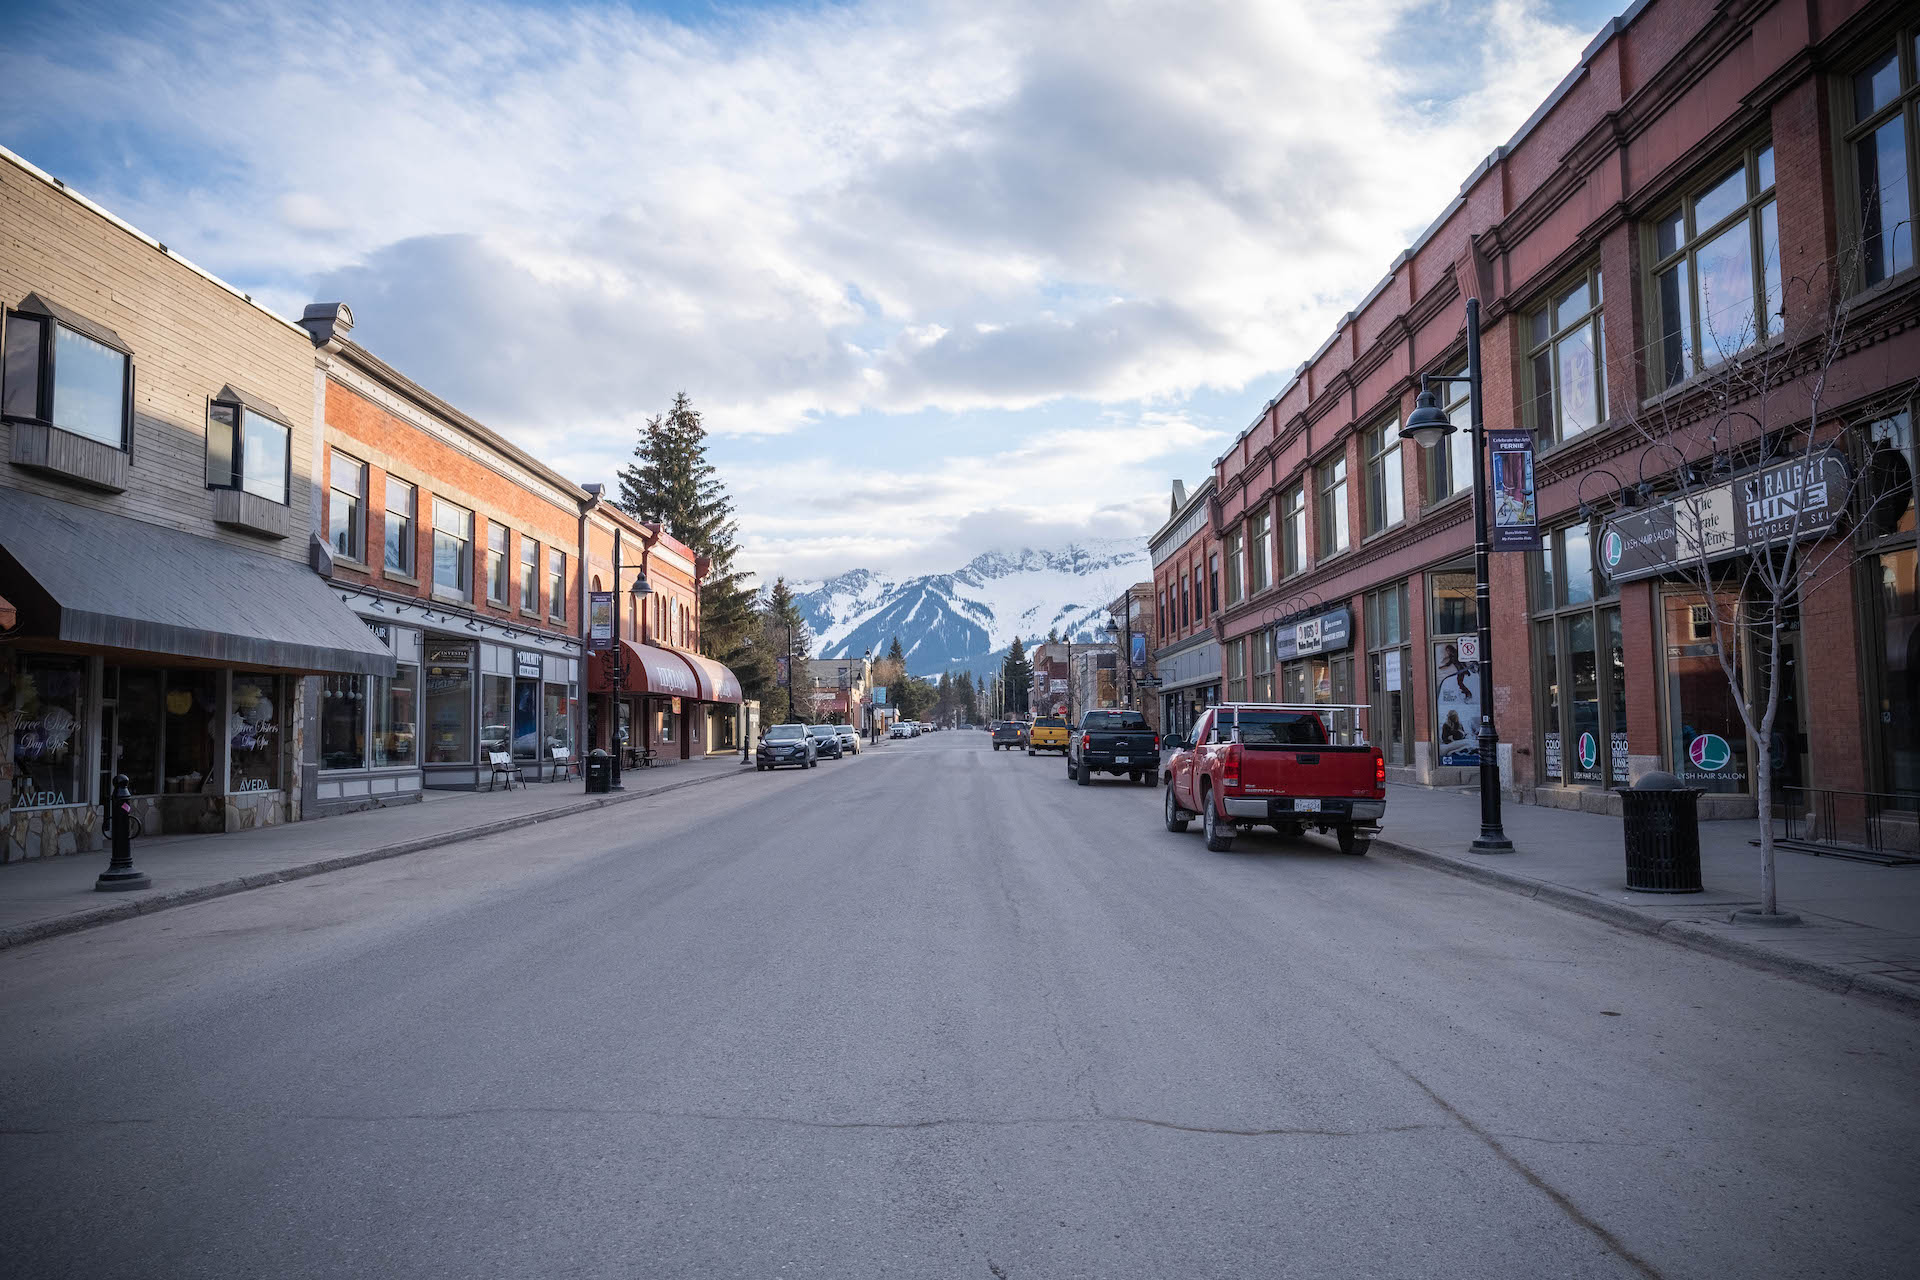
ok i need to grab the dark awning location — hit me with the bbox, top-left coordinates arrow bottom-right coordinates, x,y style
0,488 -> 394,676
679,651 -> 743,704
585,641 -> 700,698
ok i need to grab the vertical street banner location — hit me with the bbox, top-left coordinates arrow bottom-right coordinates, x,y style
1487,429 -> 1541,551
1131,632 -> 1147,669
588,591 -> 614,650
775,656 -> 790,689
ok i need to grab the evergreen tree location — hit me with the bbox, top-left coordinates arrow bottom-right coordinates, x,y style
935,672 -> 953,725
955,671 -> 977,724
760,577 -> 813,723
1002,638 -> 1032,715
884,636 -> 909,716
613,392 -> 761,691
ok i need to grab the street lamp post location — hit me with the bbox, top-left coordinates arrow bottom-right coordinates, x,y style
1400,296 -> 1513,853
608,531 -> 654,792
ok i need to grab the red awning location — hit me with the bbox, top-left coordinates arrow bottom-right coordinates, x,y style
679,651 -> 744,704
586,641 -> 700,699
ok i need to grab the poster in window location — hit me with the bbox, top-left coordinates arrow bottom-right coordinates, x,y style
1487,430 -> 1541,551
1434,641 -> 1479,766
1383,650 -> 1401,692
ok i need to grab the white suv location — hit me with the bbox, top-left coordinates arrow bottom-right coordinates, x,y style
833,724 -> 860,754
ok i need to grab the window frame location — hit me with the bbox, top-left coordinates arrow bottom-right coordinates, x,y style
431,497 -> 474,600
1224,530 -> 1245,604
1316,454 -> 1350,560
547,547 -> 567,622
1424,367 -> 1475,506
1363,417 -> 1404,536
1522,264 -> 1607,448
384,478 -> 417,576
1280,484 -> 1306,577
1644,138 -> 1781,390
1840,30 -> 1920,292
327,449 -> 367,560
486,524 -> 510,606
1,297 -> 135,452
1529,521 -> 1626,789
520,537 -> 541,614
1247,508 -> 1272,596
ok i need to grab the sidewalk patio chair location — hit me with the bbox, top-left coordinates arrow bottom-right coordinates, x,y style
545,747 -> 572,783
486,750 -> 524,791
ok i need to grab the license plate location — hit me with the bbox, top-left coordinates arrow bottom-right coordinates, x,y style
1114,756 -> 1130,764
1294,798 -> 1321,812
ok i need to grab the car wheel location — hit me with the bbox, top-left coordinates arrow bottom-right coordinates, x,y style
1338,827 -> 1370,856
1164,784 -> 1189,833
1027,747 -> 1034,756
1202,787 -> 1235,852
1065,757 -> 1075,781
1141,770 -> 1155,788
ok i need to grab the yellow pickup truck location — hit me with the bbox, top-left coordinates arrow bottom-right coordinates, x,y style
1027,715 -> 1070,755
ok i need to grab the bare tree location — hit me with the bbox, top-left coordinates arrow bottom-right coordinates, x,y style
1607,244 -> 1914,918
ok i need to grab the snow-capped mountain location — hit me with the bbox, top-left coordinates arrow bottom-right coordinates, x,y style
792,540 -> 1151,678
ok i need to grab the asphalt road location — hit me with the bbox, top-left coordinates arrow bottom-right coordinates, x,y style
3,730 -> 1917,1279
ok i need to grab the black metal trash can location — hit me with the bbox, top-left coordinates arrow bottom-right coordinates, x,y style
584,750 -> 613,795
1619,770 -> 1703,893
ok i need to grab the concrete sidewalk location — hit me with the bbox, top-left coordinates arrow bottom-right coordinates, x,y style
1373,783 -> 1920,1013
0,752 -> 753,949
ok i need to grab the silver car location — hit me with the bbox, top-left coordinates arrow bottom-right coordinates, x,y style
833,724 -> 860,755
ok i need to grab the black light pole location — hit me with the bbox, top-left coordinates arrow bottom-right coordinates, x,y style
1402,296 -> 1512,853
607,531 -> 653,792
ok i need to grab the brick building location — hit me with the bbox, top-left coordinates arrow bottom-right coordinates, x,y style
1208,0 -> 1920,818
1149,479 -> 1220,737
1106,583 -> 1159,731
302,317 -> 589,806
0,146 -> 390,860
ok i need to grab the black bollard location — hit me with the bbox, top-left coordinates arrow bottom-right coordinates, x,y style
94,773 -> 151,892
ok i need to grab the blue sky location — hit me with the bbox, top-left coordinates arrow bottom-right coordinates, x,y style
1,0 -> 1619,582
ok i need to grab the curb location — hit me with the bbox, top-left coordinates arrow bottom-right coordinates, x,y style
0,765 -> 754,953
1373,837 -> 1920,1018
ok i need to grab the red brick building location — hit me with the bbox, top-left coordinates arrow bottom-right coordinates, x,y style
1149,478 -> 1220,737
1209,0 -> 1920,818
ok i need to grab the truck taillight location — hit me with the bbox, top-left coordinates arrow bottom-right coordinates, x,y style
1082,732 -> 1091,750
1152,735 -> 1160,753
1375,751 -> 1386,787
1223,744 -> 1241,788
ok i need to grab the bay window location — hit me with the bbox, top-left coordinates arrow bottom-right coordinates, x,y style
2,296 -> 133,450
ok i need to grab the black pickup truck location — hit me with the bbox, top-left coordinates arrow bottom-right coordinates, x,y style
1067,710 -> 1159,787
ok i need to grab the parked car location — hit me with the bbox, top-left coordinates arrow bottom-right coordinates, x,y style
756,723 -> 817,770
806,724 -> 845,760
833,724 -> 860,755
959,723 -> 975,732
1067,710 -> 1159,786
1028,715 -> 1070,756
991,721 -> 1022,751
1161,704 -> 1385,854
890,722 -> 912,739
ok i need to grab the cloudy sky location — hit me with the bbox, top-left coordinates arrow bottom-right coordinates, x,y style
1,0 -> 1614,583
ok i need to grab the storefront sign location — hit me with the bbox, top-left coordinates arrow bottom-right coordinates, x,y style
1611,731 -> 1630,784
1544,731 -> 1562,780
515,651 -> 542,680
366,622 -> 391,646
1383,650 -> 1401,692
425,641 -> 472,666
1273,606 -> 1352,660
588,592 -> 615,650
1050,678 -> 1068,693
1488,430 -> 1541,551
1601,451 -> 1849,583
1434,640 -> 1479,767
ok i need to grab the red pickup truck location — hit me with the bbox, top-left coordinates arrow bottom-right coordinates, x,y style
1161,704 -> 1385,855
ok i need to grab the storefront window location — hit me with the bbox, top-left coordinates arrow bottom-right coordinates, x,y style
1873,549 -> 1920,794
423,642 -> 474,764
12,654 -> 87,807
1225,639 -> 1246,702
1663,591 -> 1749,793
230,673 -> 282,791
1429,570 -> 1477,635
480,674 -> 512,759
1366,583 -> 1411,765
1250,631 -> 1274,700
1532,525 -> 1624,787
111,668 -> 162,795
319,674 -> 365,770
164,670 -> 217,792
512,680 -> 540,761
371,664 -> 418,768
544,683 -> 573,756
657,700 -> 676,743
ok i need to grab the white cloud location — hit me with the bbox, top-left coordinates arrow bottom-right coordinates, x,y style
0,0 -> 1594,576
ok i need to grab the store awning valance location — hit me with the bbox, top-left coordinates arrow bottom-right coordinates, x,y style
587,640 -> 700,698
679,651 -> 743,704
0,488 -> 394,677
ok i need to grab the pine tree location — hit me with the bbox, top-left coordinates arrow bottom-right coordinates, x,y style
884,635 -> 909,715
1002,638 -> 1032,715
760,577 -> 813,723
614,392 -> 762,694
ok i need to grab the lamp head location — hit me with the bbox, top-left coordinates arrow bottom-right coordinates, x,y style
1401,387 -> 1455,451
630,573 -> 654,598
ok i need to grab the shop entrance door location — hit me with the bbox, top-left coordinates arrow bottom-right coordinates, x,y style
1759,627 -> 1809,798
512,679 -> 540,765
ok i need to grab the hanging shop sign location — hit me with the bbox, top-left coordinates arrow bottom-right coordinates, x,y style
1273,606 -> 1352,661
588,592 -> 615,650
515,650 -> 543,680
1488,430 -> 1541,551
1600,450 -> 1850,584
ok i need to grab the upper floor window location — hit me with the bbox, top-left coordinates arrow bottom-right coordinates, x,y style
1280,485 -> 1305,577
1224,530 -> 1245,604
1364,418 -> 1404,535
1649,141 -> 1780,387
208,391 -> 291,507
1425,369 -> 1474,504
2,296 -> 133,450
1192,558 -> 1205,623
432,498 -> 473,599
1524,266 -> 1605,446
1180,572 -> 1191,629
1209,553 -> 1220,613
548,548 -> 567,621
1848,34 -> 1919,288
1317,456 -> 1350,558
521,537 -> 540,612
1247,508 -> 1272,595
1158,587 -> 1169,639
486,525 -> 509,605
327,451 -> 366,559
385,479 -> 416,575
